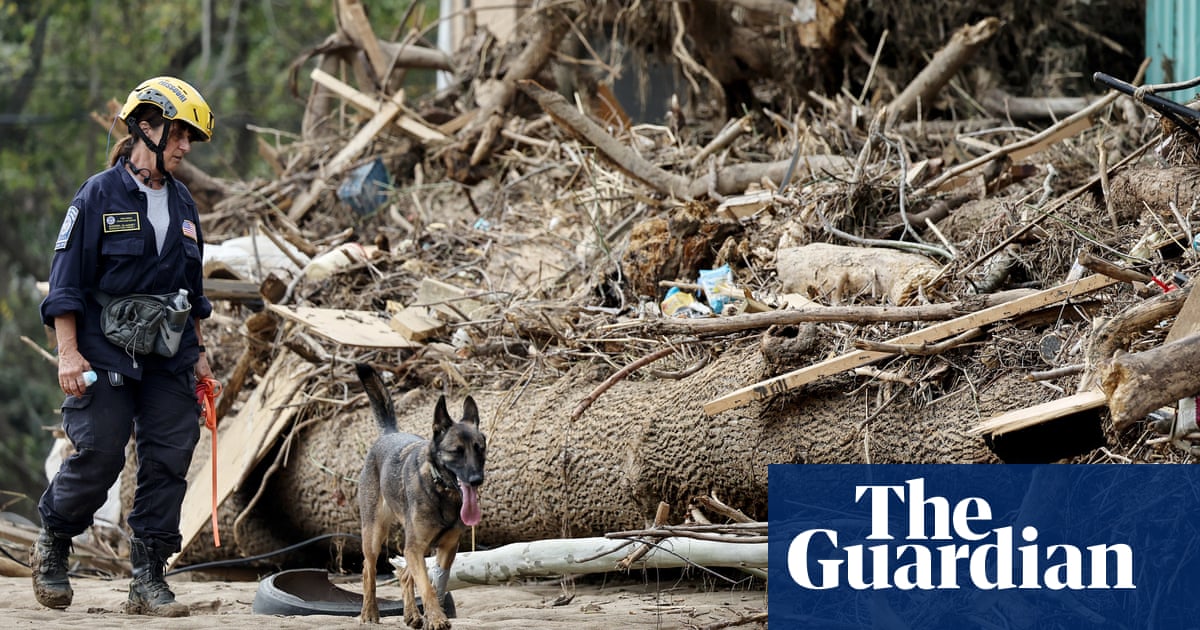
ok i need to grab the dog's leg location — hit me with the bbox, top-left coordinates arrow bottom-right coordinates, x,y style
359,518 -> 389,624
434,531 -> 463,600
406,542 -> 449,630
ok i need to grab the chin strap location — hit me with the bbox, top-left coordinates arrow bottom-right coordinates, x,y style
127,119 -> 172,185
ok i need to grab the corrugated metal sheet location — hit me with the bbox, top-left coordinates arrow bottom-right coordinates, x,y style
1146,0 -> 1200,102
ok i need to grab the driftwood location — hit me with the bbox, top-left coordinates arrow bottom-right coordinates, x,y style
644,288 -> 1036,335
397,535 -> 768,590
1078,284 -> 1190,391
885,17 -> 1003,129
980,89 -> 1100,121
1100,332 -> 1200,430
460,6 -> 573,167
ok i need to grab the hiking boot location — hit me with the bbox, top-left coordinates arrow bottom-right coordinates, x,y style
30,529 -> 73,609
125,537 -> 188,617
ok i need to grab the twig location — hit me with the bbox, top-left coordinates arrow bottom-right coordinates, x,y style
20,335 -> 58,365
1076,250 -> 1153,284
570,345 -> 679,421
693,494 -> 755,524
1097,137 -> 1118,231
815,203 -> 953,259
1025,364 -> 1084,381
689,115 -> 751,169
696,612 -> 769,630
854,327 -> 982,355
853,366 -> 915,386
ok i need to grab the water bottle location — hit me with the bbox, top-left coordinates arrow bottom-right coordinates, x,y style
83,370 -> 98,387
155,289 -> 192,356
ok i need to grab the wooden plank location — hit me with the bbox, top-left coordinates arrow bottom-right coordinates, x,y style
337,0 -> 389,83
968,389 -> 1107,436
1009,116 -> 1092,163
390,306 -> 445,341
171,352 -> 309,567
267,304 -> 420,348
703,273 -> 1119,415
1166,285 -> 1200,344
310,68 -> 447,142
416,277 -> 485,321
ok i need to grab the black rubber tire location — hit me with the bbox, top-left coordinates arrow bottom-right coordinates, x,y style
251,568 -> 455,618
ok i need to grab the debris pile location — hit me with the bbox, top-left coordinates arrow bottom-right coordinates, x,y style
98,0 -> 1197,573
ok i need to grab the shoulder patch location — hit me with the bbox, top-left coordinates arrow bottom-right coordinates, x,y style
54,206 -> 79,251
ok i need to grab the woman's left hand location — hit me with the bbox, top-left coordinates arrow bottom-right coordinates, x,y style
195,351 -> 214,381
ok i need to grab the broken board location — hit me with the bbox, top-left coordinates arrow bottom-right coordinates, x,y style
969,389 -> 1107,436
171,351 -> 310,567
267,304 -> 420,348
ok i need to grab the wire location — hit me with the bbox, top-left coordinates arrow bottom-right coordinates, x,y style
0,542 -> 28,568
165,532 -> 362,576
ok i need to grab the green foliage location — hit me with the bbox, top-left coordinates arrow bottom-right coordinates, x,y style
0,0 -> 440,521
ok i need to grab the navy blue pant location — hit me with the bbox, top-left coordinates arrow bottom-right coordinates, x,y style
39,365 -> 200,552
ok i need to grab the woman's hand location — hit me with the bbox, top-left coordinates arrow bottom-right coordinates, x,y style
194,351 -> 214,381
58,348 -> 92,397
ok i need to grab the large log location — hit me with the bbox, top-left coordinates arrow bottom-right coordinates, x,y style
1099,332 -> 1200,430
254,345 -> 1052,553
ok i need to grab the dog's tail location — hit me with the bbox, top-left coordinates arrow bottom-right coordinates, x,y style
355,363 -> 397,433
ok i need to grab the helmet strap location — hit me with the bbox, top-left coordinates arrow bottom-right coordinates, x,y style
127,118 -> 173,185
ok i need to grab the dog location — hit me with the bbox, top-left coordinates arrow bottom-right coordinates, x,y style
354,363 -> 487,628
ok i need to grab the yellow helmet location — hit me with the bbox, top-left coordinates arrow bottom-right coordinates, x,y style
119,76 -> 214,141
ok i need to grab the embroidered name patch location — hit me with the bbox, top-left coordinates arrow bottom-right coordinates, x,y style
102,212 -> 141,233
54,206 -> 79,251
181,219 -> 197,242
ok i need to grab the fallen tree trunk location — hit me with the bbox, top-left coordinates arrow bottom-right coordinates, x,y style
1106,166 -> 1200,225
399,535 -> 768,590
1100,331 -> 1200,430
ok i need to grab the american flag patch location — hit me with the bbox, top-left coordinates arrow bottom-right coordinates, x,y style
181,219 -> 197,241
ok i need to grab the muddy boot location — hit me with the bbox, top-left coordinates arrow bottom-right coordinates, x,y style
125,537 -> 188,617
30,529 -> 73,609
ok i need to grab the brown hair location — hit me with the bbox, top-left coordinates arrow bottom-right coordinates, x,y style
108,105 -> 166,166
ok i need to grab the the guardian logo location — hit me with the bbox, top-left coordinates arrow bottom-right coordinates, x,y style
769,465 -> 1200,628
787,478 -> 1135,591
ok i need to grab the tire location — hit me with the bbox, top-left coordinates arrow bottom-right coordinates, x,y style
251,568 -> 454,618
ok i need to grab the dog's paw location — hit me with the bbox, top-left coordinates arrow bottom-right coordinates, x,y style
404,611 -> 424,629
426,615 -> 451,630
358,612 -> 381,624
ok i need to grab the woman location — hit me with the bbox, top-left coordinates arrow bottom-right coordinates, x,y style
35,76 -> 216,617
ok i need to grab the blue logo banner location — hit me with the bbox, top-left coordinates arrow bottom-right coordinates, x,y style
768,464 -> 1200,628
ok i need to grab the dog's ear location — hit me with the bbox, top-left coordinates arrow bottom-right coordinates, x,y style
461,396 -> 480,426
433,395 -> 454,435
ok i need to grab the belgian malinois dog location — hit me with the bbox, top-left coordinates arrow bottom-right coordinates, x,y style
354,363 -> 486,629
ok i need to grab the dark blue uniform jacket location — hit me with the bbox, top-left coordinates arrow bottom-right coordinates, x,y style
40,157 -> 212,379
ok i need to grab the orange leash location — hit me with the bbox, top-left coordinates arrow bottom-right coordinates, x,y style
196,376 -> 224,547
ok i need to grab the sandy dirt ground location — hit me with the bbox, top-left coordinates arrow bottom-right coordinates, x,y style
0,571 -> 767,629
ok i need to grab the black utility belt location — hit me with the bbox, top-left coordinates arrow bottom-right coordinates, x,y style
96,291 -> 191,359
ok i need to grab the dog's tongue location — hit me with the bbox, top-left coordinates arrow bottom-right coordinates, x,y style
459,481 -> 482,526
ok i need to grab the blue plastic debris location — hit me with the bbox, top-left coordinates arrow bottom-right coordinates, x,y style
337,158 -> 390,215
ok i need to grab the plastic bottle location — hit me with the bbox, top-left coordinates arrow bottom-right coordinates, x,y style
171,288 -> 190,313
83,370 -> 98,387
156,289 -> 192,357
